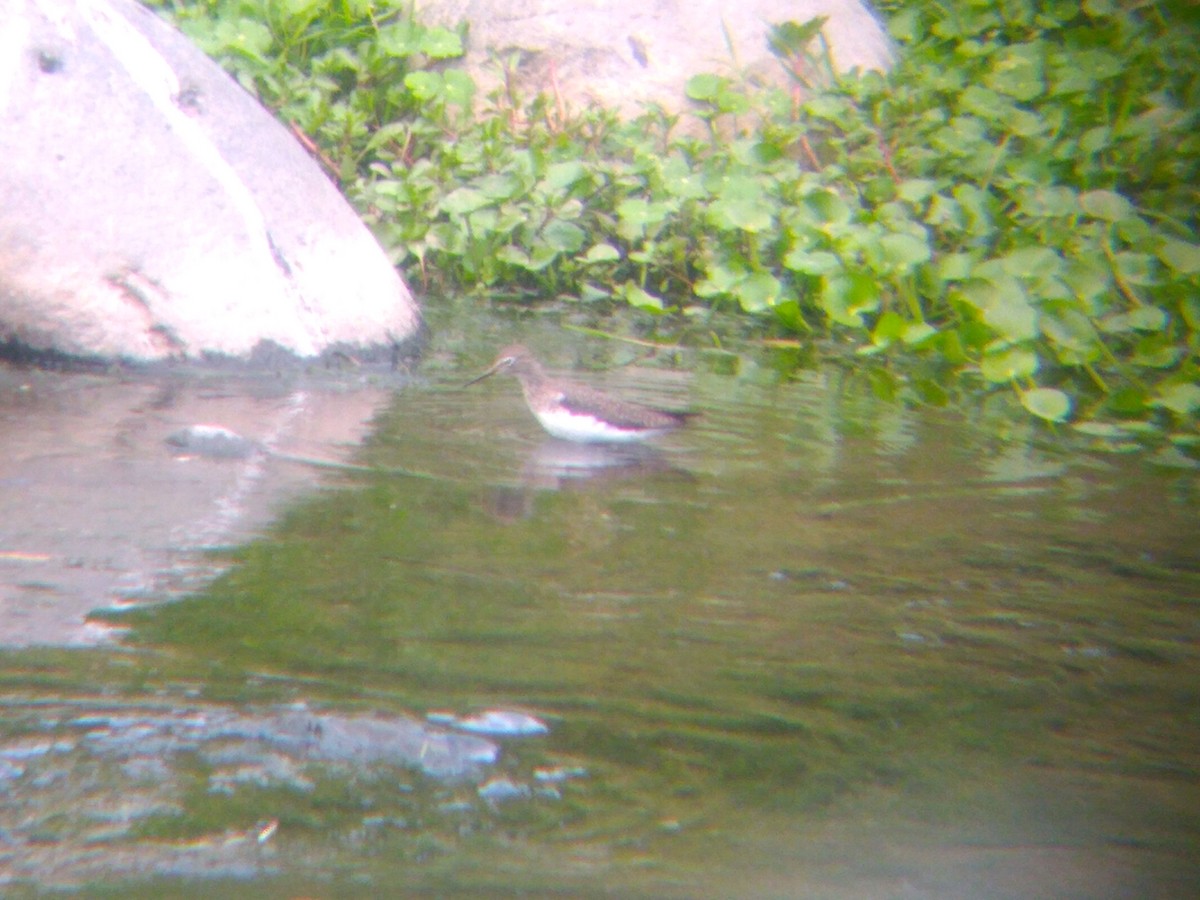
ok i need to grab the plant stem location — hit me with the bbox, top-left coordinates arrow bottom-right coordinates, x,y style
1102,237 -> 1146,308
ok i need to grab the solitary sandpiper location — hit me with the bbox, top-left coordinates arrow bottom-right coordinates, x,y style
465,344 -> 696,443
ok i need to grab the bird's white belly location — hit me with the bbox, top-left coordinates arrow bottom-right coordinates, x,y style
535,408 -> 662,443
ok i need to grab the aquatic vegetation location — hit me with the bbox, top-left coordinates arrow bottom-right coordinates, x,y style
149,0 -> 1198,447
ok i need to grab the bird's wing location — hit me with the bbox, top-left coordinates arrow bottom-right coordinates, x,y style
558,384 -> 685,429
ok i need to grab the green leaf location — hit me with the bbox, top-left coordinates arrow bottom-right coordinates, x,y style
1003,106 -> 1046,137
419,27 -> 464,59
982,299 -> 1038,341
467,208 -> 498,235
1016,185 -> 1079,218
708,197 -> 774,233
897,179 -> 938,204
583,243 -> 621,264
403,70 -> 442,101
1114,252 -> 1161,286
766,17 -> 829,60
1182,298 -> 1200,331
379,21 -> 421,57
806,190 -> 852,226
713,173 -> 766,203
912,378 -> 949,405
622,283 -> 665,312
1132,334 -> 1182,368
475,174 -> 520,201
1158,238 -> 1200,275
274,0 -> 320,19
980,348 -> 1038,382
1151,383 -> 1200,416
617,198 -> 672,241
694,263 -> 746,299
867,368 -> 899,401
493,209 -> 526,237
939,115 -> 988,155
1041,311 -> 1101,364
1062,253 -> 1111,304
661,158 -> 707,200
921,194 -> 960,230
984,44 -> 1045,102
1108,386 -> 1150,416
578,283 -> 612,302
771,299 -> 807,334
783,249 -> 841,276
685,73 -> 723,103
903,321 -> 938,346
888,8 -> 920,43
934,253 -> 974,281
734,272 -> 783,312
935,329 -> 969,364
1149,447 -> 1200,470
999,246 -> 1063,278
441,69 -> 475,107
1116,216 -> 1153,245
1073,421 -> 1131,439
527,243 -> 559,271
803,94 -> 851,121
878,232 -> 932,272
439,187 -> 490,215
208,18 -> 272,59
952,183 -> 993,235
541,161 -> 587,192
495,245 -> 531,269
871,310 -> 905,346
820,273 -> 879,327
1083,0 -> 1117,17
716,84 -> 750,115
958,276 -> 1038,342
1127,306 -> 1168,332
1079,189 -> 1135,222
1079,126 -> 1112,153
541,219 -> 586,253
1020,387 -> 1072,422
959,85 -> 1009,121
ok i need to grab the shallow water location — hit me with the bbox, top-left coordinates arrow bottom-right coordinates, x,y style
0,365 -> 393,646
2,333 -> 1198,897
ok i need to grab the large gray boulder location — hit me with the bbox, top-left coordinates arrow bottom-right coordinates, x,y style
0,0 -> 420,365
415,0 -> 893,121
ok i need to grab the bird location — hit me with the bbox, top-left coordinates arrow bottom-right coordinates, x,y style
464,344 -> 696,443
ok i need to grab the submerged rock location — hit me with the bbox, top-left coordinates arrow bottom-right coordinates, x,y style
166,425 -> 259,460
445,709 -> 550,736
0,700 -> 506,886
477,777 -> 532,803
58,705 -> 501,780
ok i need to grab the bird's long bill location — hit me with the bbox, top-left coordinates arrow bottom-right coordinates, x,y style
463,363 -> 502,388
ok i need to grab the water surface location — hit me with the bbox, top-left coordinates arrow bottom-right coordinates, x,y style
2,334 -> 1197,897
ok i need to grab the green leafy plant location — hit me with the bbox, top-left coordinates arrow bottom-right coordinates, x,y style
149,0 -> 1199,450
